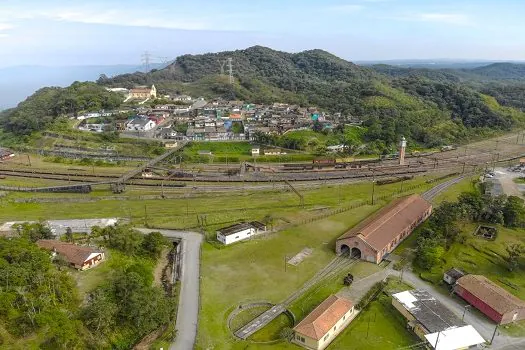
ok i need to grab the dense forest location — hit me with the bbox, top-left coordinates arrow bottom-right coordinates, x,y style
3,46 -> 525,149
0,224 -> 176,349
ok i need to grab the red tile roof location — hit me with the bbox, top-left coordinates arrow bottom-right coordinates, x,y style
456,275 -> 525,315
293,295 -> 353,340
337,194 -> 431,251
37,240 -> 101,266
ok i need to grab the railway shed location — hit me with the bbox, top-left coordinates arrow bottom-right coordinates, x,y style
454,275 -> 525,324
335,194 -> 432,264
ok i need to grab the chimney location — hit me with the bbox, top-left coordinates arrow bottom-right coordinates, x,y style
399,136 -> 407,165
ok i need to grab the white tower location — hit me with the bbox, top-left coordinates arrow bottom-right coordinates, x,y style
399,136 -> 407,165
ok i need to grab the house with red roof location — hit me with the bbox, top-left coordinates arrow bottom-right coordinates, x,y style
37,240 -> 105,270
293,295 -> 357,350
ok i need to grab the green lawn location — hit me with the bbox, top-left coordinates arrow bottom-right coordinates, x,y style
197,205 -> 383,350
330,284 -> 418,349
0,175 -> 439,232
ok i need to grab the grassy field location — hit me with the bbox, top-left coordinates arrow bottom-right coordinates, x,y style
197,205 -> 384,350
417,222 -> 525,299
330,279 -> 418,350
0,174 -> 439,231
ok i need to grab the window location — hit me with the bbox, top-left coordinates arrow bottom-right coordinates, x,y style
343,315 -> 346,321
296,335 -> 305,342
333,326 -> 337,331
235,236 -> 239,239
324,334 -> 330,341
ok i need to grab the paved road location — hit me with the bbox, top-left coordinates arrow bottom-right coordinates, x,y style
138,228 -> 202,350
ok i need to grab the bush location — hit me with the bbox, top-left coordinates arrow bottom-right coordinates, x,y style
356,280 -> 387,310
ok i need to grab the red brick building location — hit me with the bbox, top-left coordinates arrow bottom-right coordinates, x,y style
454,275 -> 525,324
336,195 -> 432,264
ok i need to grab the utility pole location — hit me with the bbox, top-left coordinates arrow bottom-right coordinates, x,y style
434,331 -> 441,349
490,324 -> 499,344
462,305 -> 471,321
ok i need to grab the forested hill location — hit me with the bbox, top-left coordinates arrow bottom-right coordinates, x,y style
3,46 -> 525,149
467,63 -> 525,80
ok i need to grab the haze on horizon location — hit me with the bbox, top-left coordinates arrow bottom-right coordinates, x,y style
1,0 -> 525,68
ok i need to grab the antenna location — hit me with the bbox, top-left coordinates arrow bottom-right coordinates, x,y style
227,57 -> 234,84
141,51 -> 152,70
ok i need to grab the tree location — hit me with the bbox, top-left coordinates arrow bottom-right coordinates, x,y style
231,122 -> 244,134
142,231 -> 168,260
312,120 -> 323,133
15,222 -> 54,242
503,196 -> 525,227
65,227 -> 73,243
416,237 -> 444,270
280,327 -> 295,341
104,225 -> 144,255
82,290 -> 117,335
506,243 -> 525,271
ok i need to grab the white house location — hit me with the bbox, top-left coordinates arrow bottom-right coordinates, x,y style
251,147 -> 260,156
216,221 -> 267,245
126,118 -> 156,131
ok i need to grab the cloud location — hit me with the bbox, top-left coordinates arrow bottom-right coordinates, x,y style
327,4 -> 364,13
0,23 -> 13,31
394,13 -> 473,26
0,5 -> 214,31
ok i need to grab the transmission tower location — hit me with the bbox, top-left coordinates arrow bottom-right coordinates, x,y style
219,59 -> 226,75
141,51 -> 152,70
227,57 -> 234,84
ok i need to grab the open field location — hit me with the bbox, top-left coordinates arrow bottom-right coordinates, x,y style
0,174 -> 441,231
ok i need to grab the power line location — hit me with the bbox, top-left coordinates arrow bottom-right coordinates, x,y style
141,51 -> 152,70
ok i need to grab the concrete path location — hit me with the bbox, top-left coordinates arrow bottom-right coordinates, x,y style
138,228 -> 203,350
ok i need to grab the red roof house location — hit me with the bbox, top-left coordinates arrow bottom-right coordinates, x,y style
37,240 -> 105,270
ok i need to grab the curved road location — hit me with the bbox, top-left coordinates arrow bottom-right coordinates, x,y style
138,228 -> 202,350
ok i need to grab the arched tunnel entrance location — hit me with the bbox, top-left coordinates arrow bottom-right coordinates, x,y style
340,245 -> 361,259
350,247 -> 362,259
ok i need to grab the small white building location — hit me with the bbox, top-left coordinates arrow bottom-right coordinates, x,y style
216,221 -> 267,245
126,118 -> 156,131
251,147 -> 260,156
443,267 -> 465,285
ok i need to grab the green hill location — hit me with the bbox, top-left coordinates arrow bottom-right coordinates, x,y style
3,47 -> 525,149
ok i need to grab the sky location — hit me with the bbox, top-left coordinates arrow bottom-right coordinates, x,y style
0,0 -> 525,67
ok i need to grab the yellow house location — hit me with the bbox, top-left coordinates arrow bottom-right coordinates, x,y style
293,295 -> 357,350
130,85 -> 157,99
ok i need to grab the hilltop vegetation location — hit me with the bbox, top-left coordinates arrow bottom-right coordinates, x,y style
2,47 -> 525,149
99,46 -> 525,147
0,82 -> 121,136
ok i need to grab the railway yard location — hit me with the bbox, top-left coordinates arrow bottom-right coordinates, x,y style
0,132 -> 523,194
